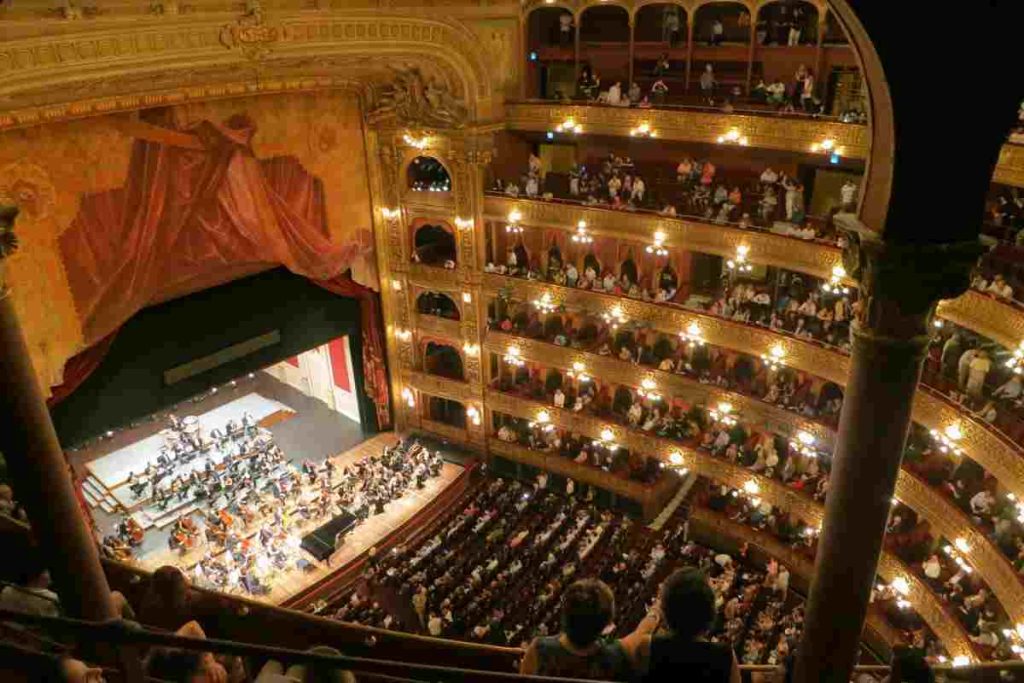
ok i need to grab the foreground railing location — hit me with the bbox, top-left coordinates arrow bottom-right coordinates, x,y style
0,608 -> 1021,682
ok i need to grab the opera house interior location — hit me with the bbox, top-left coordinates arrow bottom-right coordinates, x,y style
2,0 -> 1024,681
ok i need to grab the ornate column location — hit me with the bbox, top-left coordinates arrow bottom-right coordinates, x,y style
0,207 -> 118,620
792,220 -> 980,682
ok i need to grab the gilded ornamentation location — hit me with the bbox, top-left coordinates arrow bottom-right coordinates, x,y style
414,313 -> 462,342
366,67 -> 468,129
419,417 -> 469,444
219,1 -> 280,61
0,161 -> 57,221
405,369 -> 475,404
937,290 -> 1024,351
994,143 -> 1024,189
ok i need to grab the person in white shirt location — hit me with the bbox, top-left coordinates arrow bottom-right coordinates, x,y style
987,274 -> 1014,299
631,176 -> 646,204
970,489 -> 995,516
710,19 -> 724,45
607,82 -> 622,106
0,568 -> 59,617
558,12 -> 573,43
536,472 -> 548,490
840,180 -> 858,210
553,388 -> 565,408
922,554 -> 942,580
760,167 -> 778,186
993,375 -> 1023,400
565,478 -> 575,497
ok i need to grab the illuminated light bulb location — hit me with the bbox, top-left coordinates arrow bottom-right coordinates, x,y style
533,292 -> 557,314
400,387 -> 415,407
454,217 -> 474,231
391,279 -> 402,291
645,230 -> 669,257
381,207 -> 400,220
603,305 -> 627,329
463,342 -> 479,355
669,451 -> 683,465
504,346 -> 524,367
890,576 -> 910,596
954,537 -> 970,553
743,480 -> 760,496
681,321 -> 705,347
395,328 -> 412,342
508,209 -> 522,223
600,428 -> 615,442
572,220 -> 593,244
761,344 -> 786,370
536,410 -> 550,424
466,407 -> 481,425
951,656 -> 970,668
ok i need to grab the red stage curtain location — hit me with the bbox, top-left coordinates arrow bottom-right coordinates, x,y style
313,277 -> 392,432
47,330 -> 118,407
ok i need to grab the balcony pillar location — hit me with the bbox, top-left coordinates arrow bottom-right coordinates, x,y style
0,207 -> 117,621
792,222 -> 979,683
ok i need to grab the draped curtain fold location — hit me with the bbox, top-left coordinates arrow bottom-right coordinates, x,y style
53,107 -> 390,430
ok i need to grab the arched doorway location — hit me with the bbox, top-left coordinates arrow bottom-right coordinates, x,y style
416,291 -> 461,320
413,224 -> 457,267
423,342 -> 464,381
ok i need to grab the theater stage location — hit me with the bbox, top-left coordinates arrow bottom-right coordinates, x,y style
131,434 -> 463,605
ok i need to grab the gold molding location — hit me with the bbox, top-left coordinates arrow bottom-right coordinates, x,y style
482,273 -> 1024,502
405,369 -> 476,404
505,103 -> 870,161
485,385 -> 974,658
994,143 -> 1024,189
938,290 -> 1024,351
483,195 -> 843,280
408,263 -> 462,289
419,417 -> 471,445
414,313 -> 463,343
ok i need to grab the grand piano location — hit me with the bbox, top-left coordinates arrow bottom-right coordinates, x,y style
300,510 -> 357,561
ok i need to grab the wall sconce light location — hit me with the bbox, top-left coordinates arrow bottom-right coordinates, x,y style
645,230 -> 669,257
726,245 -> 753,273
790,430 -> 818,457
821,264 -> 849,295
943,539 -> 974,575
890,576 -> 910,597
716,128 -> 748,146
680,321 -> 705,347
533,291 -> 557,314
669,451 -> 684,465
554,117 -> 583,135
395,328 -> 412,342
761,344 -> 786,371
951,656 -> 971,668
401,387 -> 416,408
742,480 -> 760,496
530,410 -> 555,432
603,305 -> 627,329
629,122 -> 657,138
638,377 -> 661,401
929,423 -> 963,456
381,207 -> 401,221
391,279 -> 403,292
709,401 -> 736,427
463,342 -> 479,355
506,209 -> 524,234
572,220 -> 593,244
810,137 -> 845,157
462,292 -> 472,304
504,346 -> 525,367
1006,340 -> 1024,375
567,361 -> 590,383
593,427 -> 619,451
402,133 -> 430,150
454,217 -> 474,231
466,406 -> 481,426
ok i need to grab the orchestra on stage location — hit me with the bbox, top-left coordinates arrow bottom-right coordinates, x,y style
97,410 -> 446,598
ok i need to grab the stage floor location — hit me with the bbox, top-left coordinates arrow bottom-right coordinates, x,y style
133,434 -> 463,605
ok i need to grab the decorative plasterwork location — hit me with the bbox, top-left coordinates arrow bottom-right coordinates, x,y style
482,273 -> 1024,502
937,290 -> 1024,351
484,331 -> 833,447
414,313 -> 463,342
993,143 -> 1024,189
405,369 -> 475,404
419,417 -> 471,444
483,195 -> 842,280
485,386 -> 974,659
0,12 -> 497,130
408,263 -> 461,289
504,103 -> 870,161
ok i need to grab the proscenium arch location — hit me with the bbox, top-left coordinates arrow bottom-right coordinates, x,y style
0,13 -> 496,131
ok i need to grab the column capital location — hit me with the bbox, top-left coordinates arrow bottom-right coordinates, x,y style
0,205 -> 19,295
837,215 -> 982,341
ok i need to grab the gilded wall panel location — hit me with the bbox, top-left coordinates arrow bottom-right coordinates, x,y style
405,369 -> 475,403
414,314 -> 463,342
938,290 -> 1024,351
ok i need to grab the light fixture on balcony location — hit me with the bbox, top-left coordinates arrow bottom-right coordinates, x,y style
810,137 -> 845,157
726,245 -> 753,273
391,279 -> 403,292
603,304 -> 627,330
401,387 -> 416,408
1007,493 -> 1024,524
554,117 -> 583,135
742,480 -> 760,496
1006,340 -> 1024,375
645,230 -> 669,257
572,220 -> 593,244
462,292 -> 473,304
709,401 -> 737,427
680,321 -> 705,347
929,423 -> 963,456
530,410 -> 555,433
951,656 -> 971,668
567,361 -> 590,383
821,264 -> 849,295
455,217 -> 474,231
506,209 -> 524,234
716,128 -> 748,146
790,430 -> 818,458
629,122 -> 657,138
466,406 -> 481,426
533,291 -> 557,314
669,451 -> 684,465
504,346 -> 525,367
943,540 -> 974,574
463,342 -> 479,355
381,207 -> 401,221
403,133 -> 430,150
890,576 -> 910,597
395,328 -> 412,342
761,344 -> 786,371
593,427 -> 619,451
638,377 -> 661,401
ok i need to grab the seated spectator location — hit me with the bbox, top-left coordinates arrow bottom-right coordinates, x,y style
0,561 -> 59,617
139,565 -> 194,632
626,568 -> 740,682
520,579 -> 632,680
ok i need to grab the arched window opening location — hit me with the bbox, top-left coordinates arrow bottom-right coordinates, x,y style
424,342 -> 464,381
756,1 -> 819,46
579,5 -> 632,93
416,291 -> 461,320
427,396 -> 466,429
413,224 -> 457,267
407,156 -> 451,193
